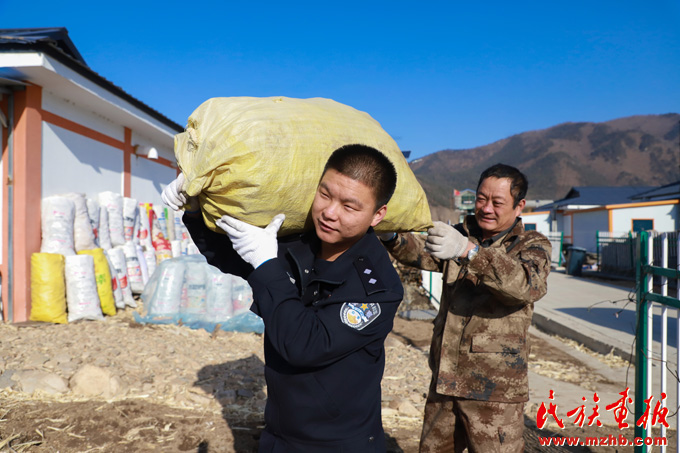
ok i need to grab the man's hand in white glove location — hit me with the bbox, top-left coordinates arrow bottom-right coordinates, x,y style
162,173 -> 199,213
216,214 -> 286,269
425,221 -> 470,260
161,173 -> 187,211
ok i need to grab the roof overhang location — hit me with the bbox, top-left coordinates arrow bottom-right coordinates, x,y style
0,50 -> 183,145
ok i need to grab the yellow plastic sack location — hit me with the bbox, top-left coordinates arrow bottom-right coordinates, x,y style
78,248 -> 116,316
175,96 -> 432,235
30,253 -> 68,324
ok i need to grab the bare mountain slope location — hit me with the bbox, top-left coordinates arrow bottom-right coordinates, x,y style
410,113 -> 680,207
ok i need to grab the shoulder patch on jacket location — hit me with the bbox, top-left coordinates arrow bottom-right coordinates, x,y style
353,256 -> 388,295
340,302 -> 381,330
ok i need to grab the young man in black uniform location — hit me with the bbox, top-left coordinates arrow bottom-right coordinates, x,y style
162,144 -> 403,452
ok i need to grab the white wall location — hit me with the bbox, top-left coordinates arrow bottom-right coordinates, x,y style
42,90 -> 125,142
611,204 -> 677,232
130,155 -> 177,206
42,122 -> 123,198
572,210 -> 608,252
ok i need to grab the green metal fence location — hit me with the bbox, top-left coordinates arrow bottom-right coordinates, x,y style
634,231 -> 680,452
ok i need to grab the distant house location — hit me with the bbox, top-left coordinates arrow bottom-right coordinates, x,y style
536,186 -> 678,252
453,188 -> 475,221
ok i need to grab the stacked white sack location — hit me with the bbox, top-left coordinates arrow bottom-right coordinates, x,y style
62,193 -> 97,252
98,206 -> 113,250
152,205 -> 169,239
98,192 -> 125,247
107,247 -> 135,308
122,242 -> 144,294
137,205 -> 154,251
136,244 -> 149,285
41,196 -> 76,256
123,197 -> 139,243
64,255 -> 104,322
86,198 -> 100,247
103,251 -> 123,308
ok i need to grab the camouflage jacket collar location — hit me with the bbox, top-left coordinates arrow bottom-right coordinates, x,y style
463,215 -> 525,248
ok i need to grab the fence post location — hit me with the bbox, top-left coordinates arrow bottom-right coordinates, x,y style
634,230 -> 649,452
596,231 -> 600,270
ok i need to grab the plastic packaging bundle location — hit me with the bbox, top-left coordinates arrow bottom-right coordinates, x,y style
40,196 -> 76,256
143,249 -> 156,280
123,197 -> 138,243
86,198 -> 100,246
122,242 -> 144,294
179,258 -> 207,322
144,258 -> 187,316
232,276 -> 254,315
204,268 -> 233,323
174,96 -> 432,235
98,192 -> 125,247
77,248 -> 116,316
63,193 -> 97,252
30,253 -> 68,324
135,256 -> 262,333
171,240 -> 182,258
64,254 -> 104,322
107,247 -> 135,308
98,206 -> 113,250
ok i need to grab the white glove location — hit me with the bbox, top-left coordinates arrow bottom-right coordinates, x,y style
425,221 -> 469,260
216,214 -> 285,269
161,173 -> 187,211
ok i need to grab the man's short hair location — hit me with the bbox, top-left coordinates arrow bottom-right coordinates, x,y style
322,144 -> 397,209
477,163 -> 528,207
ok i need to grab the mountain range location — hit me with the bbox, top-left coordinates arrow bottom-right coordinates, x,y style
409,113 -> 680,209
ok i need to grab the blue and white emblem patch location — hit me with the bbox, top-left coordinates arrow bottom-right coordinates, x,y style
340,302 -> 381,330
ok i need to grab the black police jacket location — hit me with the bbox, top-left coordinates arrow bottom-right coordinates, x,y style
183,215 -> 404,452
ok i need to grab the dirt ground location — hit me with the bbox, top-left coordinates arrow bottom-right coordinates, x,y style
1,307 -> 668,453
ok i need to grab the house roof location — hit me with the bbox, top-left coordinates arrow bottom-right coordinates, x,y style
630,180 -> 680,202
537,186 -> 656,210
0,27 -> 183,133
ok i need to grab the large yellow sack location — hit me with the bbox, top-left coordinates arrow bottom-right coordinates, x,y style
175,96 -> 432,235
30,253 -> 67,324
78,248 -> 116,316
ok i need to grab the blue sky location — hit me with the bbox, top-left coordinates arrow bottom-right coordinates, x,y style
2,1 -> 679,161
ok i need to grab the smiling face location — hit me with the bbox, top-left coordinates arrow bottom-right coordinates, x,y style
311,169 -> 387,261
474,176 -> 525,239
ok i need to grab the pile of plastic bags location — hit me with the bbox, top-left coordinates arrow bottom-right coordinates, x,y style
133,255 -> 263,334
31,192 -> 199,324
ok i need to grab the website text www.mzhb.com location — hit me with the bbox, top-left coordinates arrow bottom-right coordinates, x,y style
539,434 -> 667,447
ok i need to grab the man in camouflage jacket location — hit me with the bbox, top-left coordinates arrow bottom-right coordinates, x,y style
382,164 -> 551,452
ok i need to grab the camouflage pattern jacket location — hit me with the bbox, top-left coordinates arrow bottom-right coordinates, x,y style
385,216 -> 551,403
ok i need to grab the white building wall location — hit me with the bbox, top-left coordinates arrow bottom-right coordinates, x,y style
572,210 -> 608,252
42,122 -> 123,198
611,204 -> 678,232
42,90 -> 125,142
130,156 -> 177,206
131,130 -> 175,163
521,212 -> 551,235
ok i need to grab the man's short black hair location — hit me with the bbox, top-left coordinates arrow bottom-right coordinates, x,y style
477,163 -> 528,207
322,144 -> 397,209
